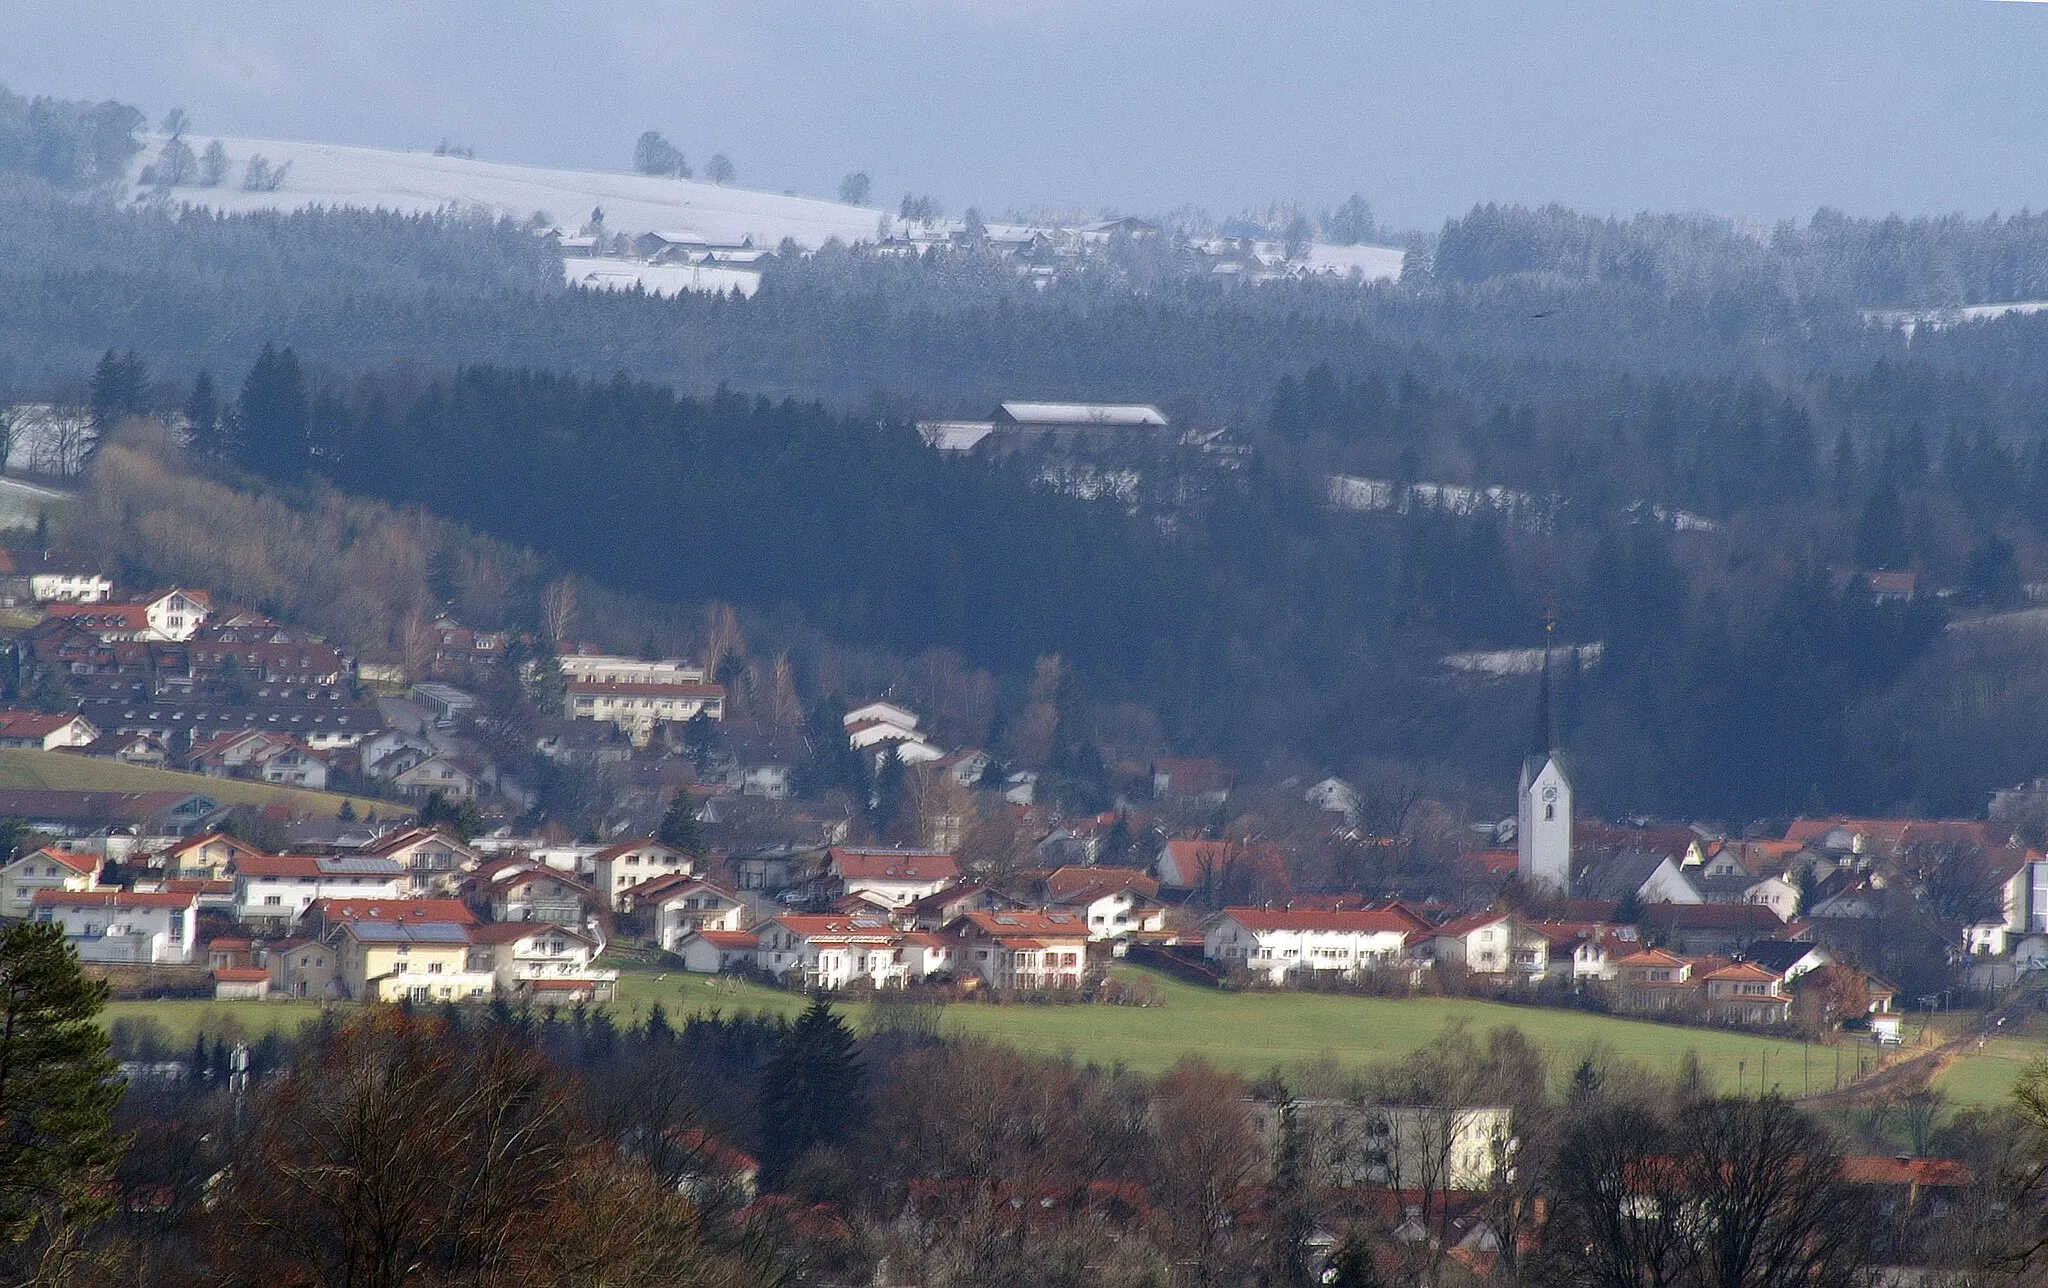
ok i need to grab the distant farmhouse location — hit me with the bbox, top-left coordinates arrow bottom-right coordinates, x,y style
920,401 -> 1230,456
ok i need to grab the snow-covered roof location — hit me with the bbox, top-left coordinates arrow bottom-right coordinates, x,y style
998,402 -> 1168,427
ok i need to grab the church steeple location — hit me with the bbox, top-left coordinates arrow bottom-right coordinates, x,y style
1530,611 -> 1556,758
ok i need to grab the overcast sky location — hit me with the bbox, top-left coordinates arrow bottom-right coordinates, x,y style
5,0 -> 2046,231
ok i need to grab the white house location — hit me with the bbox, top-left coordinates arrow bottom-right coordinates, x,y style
754,913 -> 912,988
1,846 -> 102,917
229,853 -> 406,928
678,928 -> 759,974
360,826 -> 480,896
1205,908 -> 1413,983
566,680 -> 726,745
1303,777 -> 1361,818
950,910 -> 1091,990
465,922 -> 616,1000
33,888 -> 197,963
826,847 -> 959,907
1044,868 -> 1166,942
1419,913 -> 1546,976
591,838 -> 699,910
636,877 -> 748,952
0,710 -> 99,750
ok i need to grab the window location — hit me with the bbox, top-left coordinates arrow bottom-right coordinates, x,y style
1544,804 -> 1555,821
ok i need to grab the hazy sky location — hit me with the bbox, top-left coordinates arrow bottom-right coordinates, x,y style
6,0 -> 2047,230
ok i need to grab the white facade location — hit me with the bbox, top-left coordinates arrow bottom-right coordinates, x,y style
1205,911 -> 1411,983
1,847 -> 101,917
648,881 -> 747,952
1063,888 -> 1166,942
145,589 -> 211,641
1517,754 -> 1571,894
593,840 -> 698,910
754,915 -> 911,988
232,857 -> 405,926
34,890 -> 197,963
558,654 -> 706,686
30,569 -> 112,603
467,925 -> 615,993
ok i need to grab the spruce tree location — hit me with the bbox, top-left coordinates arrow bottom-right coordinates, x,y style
756,999 -> 864,1189
0,922 -> 126,1250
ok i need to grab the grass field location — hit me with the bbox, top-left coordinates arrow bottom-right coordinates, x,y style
104,962 -> 2046,1109
0,747 -> 385,817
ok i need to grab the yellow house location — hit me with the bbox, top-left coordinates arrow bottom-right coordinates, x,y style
334,920 -> 493,1003
1,847 -> 102,919
166,831 -> 268,880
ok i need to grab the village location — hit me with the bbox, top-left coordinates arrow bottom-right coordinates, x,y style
0,543 -> 2027,1063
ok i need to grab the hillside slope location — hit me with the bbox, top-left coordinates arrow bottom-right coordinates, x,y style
0,748 -> 387,818
128,135 -> 883,249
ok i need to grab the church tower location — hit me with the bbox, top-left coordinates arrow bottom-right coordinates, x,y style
1517,624 -> 1572,894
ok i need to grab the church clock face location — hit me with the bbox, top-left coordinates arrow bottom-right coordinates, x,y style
1542,786 -> 1558,802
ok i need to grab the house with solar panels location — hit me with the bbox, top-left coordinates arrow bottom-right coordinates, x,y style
334,919 -> 493,1003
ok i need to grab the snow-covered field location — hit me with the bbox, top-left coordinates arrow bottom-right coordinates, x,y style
1300,242 -> 1406,280
563,257 -> 760,298
1864,299 -> 2048,336
127,135 -> 883,250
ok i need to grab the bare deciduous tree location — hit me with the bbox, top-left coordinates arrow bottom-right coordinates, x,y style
540,577 -> 578,650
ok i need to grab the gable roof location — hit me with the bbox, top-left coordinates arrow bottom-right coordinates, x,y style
1218,907 -> 1414,935
6,846 -> 99,876
956,909 -> 1090,940
232,854 -> 406,880
828,847 -> 958,882
1044,865 -> 1159,901
465,921 -> 596,946
33,888 -> 195,910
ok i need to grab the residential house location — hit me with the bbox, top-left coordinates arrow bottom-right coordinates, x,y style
0,788 -> 227,837
901,882 -> 1025,931
634,877 -> 747,952
1739,939 -> 1831,983
229,853 -> 406,928
1420,913 -> 1547,977
1205,908 -> 1413,983
0,708 -> 99,750
950,910 -> 1091,989
0,548 -> 111,603
333,920 -> 492,1002
678,928 -> 760,974
1966,850 -> 2036,956
266,936 -> 340,997
1043,866 -> 1166,942
843,702 -> 944,767
388,754 -> 481,802
77,731 -> 169,768
164,831 -> 268,879
592,838 -> 699,910
470,864 -> 592,925
1577,850 -> 1703,906
32,889 -> 197,963
465,922 -> 616,1001
754,913 -> 912,988
1641,903 -> 1787,956
1611,949 -> 1695,1014
1699,961 -> 1793,1025
359,827 -> 480,895
826,847 -> 959,907
1151,756 -> 1234,804
1154,838 -> 1288,896
567,679 -> 726,746
0,846 -> 102,918
1526,919 -> 1637,984
43,588 -> 210,642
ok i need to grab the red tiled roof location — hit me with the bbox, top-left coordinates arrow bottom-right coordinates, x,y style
957,910 -> 1090,940
1044,865 -> 1159,900
211,967 -> 270,982
1218,907 -> 1414,935
1840,1157 -> 1973,1187
829,847 -> 959,881
466,921 -> 594,945
15,846 -> 99,876
688,929 -> 760,948
309,897 -> 476,925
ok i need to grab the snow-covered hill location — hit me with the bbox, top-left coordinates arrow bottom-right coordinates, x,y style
127,135 -> 883,249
